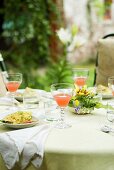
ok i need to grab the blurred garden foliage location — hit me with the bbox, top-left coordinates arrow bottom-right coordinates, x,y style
0,0 -> 111,90
0,0 -> 71,90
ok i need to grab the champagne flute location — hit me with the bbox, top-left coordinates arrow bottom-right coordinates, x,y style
51,83 -> 74,129
3,73 -> 22,109
72,68 -> 89,88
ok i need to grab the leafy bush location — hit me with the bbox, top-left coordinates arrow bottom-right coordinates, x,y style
30,57 -> 73,91
1,0 -> 63,88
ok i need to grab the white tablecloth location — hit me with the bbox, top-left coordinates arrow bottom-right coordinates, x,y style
0,95 -> 114,170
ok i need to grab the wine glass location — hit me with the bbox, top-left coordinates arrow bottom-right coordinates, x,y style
3,73 -> 22,109
72,68 -> 89,88
106,101 -> 114,131
108,76 -> 114,96
51,83 -> 74,129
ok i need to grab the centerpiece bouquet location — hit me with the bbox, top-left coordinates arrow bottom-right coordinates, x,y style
69,86 -> 105,115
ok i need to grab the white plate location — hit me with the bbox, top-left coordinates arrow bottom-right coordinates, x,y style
2,117 -> 39,129
15,89 -> 52,102
102,94 -> 113,99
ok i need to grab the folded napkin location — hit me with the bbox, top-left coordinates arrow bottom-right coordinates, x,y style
0,96 -> 19,106
0,124 -> 51,169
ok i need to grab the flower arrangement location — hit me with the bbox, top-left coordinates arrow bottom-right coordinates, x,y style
69,86 -> 104,115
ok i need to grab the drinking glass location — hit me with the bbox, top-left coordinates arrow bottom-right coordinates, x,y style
44,99 -> 60,121
23,91 -> 39,109
51,83 -> 74,129
108,76 -> 114,96
72,68 -> 89,88
3,73 -> 22,109
107,101 -> 114,130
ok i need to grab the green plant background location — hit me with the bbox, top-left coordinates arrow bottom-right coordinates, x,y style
0,0 -> 95,91
0,0 -> 61,90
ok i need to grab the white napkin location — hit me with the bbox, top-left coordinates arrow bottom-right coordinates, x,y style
0,124 -> 51,169
0,96 -> 19,106
0,97 -> 12,106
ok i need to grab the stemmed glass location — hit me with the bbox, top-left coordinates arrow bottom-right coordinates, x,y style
108,76 -> 114,96
72,68 -> 89,88
106,101 -> 114,131
3,73 -> 22,109
51,83 -> 74,129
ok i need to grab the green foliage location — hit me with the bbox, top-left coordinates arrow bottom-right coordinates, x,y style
1,0 -> 61,88
46,58 -> 72,84
91,0 -> 105,19
2,0 -> 51,62
32,57 -> 73,91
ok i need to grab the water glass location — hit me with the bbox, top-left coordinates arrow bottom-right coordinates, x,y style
23,92 -> 39,109
107,101 -> 114,128
44,100 -> 60,121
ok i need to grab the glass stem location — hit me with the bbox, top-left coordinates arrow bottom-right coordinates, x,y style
60,108 -> 65,124
11,92 -> 15,108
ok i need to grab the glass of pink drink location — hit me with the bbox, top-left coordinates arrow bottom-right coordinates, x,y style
108,76 -> 114,96
3,73 -> 22,109
51,83 -> 74,129
72,68 -> 89,88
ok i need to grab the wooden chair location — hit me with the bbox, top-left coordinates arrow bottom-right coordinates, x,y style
94,33 -> 114,86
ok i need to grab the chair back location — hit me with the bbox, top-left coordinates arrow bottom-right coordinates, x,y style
94,33 -> 114,86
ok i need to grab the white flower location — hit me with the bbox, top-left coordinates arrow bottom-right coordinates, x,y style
56,28 -> 71,44
67,35 -> 86,52
56,25 -> 86,53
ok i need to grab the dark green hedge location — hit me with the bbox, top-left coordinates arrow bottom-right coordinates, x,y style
1,0 -> 62,89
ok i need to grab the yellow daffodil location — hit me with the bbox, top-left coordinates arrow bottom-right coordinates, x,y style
78,92 -> 84,95
75,100 -> 80,106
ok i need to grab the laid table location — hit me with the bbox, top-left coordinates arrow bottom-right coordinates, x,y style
0,91 -> 114,170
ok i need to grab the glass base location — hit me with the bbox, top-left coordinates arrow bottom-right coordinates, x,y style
45,118 -> 59,122
55,121 -> 71,129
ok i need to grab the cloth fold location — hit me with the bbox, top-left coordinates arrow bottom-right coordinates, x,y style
0,96 -> 19,106
0,124 -> 51,169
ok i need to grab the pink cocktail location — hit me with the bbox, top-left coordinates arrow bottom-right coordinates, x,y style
112,91 -> 114,96
54,93 -> 71,107
72,68 -> 89,88
108,76 -> 114,96
74,77 -> 87,87
6,81 -> 21,92
51,83 -> 73,129
3,73 -> 22,109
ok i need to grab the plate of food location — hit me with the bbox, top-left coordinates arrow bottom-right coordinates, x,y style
102,93 -> 113,99
0,110 -> 39,129
97,85 -> 113,99
15,88 -> 39,102
15,87 -> 53,102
